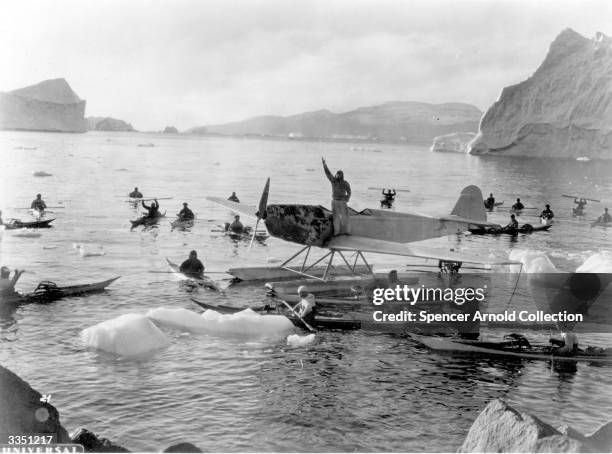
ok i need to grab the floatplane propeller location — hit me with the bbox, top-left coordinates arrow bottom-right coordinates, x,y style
207,178 -> 519,281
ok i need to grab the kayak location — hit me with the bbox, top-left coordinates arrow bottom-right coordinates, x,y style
484,200 -> 504,210
166,258 -> 222,292
170,218 -> 194,230
3,218 -> 55,229
469,224 -> 551,235
408,333 -> 612,363
130,211 -> 166,228
223,225 -> 269,241
2,276 -> 120,306
591,220 -> 612,228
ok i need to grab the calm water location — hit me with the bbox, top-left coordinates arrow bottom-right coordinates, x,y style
1,131 -> 612,451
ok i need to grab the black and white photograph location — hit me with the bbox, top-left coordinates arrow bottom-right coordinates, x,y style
1,0 -> 612,452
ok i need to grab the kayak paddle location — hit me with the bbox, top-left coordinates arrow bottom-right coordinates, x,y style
562,195 -> 601,202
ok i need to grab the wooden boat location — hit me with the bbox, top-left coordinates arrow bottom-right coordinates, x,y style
166,258 -> 221,292
3,276 -> 120,306
469,224 -> 551,235
408,333 -> 612,364
3,218 -> 55,229
130,212 -> 166,228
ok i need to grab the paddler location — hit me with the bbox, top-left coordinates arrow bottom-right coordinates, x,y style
177,203 -> 195,221
322,157 -> 351,236
227,192 -> 240,203
292,286 -> 316,323
228,215 -> 244,233
511,198 -> 524,211
179,250 -> 204,279
574,198 -> 587,211
382,189 -> 396,203
540,204 -> 554,220
30,194 -> 47,211
485,193 -> 495,209
505,214 -> 519,231
549,332 -> 579,356
597,208 -> 612,223
142,199 -> 160,218
0,266 -> 25,298
129,187 -> 143,198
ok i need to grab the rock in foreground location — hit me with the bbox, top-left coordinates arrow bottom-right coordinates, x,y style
0,364 -> 71,443
470,29 -> 612,159
459,399 -> 611,452
0,78 -> 87,133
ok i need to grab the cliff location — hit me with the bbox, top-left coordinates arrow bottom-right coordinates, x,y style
470,29 -> 612,159
0,79 -> 87,133
189,101 -> 482,144
87,116 -> 135,132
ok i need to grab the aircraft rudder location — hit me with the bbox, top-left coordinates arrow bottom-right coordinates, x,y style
450,185 -> 486,222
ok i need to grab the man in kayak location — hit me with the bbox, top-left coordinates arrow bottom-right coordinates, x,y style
228,215 -> 244,233
511,198 -> 524,211
573,198 -> 587,215
505,214 -> 519,231
292,285 -> 316,324
0,266 -> 25,298
484,193 -> 495,209
30,194 -> 47,211
597,208 -> 612,223
228,192 -> 240,203
322,157 -> 351,236
382,189 -> 396,204
550,332 -> 579,356
142,199 -> 160,218
177,203 -> 195,221
129,187 -> 143,198
179,250 -> 204,279
541,204 -> 554,220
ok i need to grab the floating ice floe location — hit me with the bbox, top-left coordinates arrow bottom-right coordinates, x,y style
73,243 -> 106,257
576,252 -> 612,273
146,307 -> 209,331
287,333 -> 315,347
81,313 -> 170,357
508,249 -> 560,273
576,156 -> 591,161
199,308 -> 294,337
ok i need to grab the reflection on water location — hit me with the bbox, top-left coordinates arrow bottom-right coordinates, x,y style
1,131 -> 612,451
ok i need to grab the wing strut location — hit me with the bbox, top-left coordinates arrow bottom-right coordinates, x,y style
278,245 -> 375,281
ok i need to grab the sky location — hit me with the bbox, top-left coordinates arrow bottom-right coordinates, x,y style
1,0 -> 611,131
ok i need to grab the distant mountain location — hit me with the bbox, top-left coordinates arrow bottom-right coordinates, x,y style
0,78 -> 87,133
87,116 -> 135,132
471,29 -> 612,159
188,101 -> 482,144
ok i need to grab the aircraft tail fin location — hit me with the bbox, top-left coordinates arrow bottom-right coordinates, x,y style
450,185 -> 486,222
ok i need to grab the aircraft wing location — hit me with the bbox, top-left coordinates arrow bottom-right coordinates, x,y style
206,196 -> 258,218
436,215 -> 501,228
327,235 -> 519,265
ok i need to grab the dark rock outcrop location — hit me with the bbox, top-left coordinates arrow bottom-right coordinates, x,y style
163,126 -> 178,134
87,117 -> 135,132
459,399 -> 611,452
188,101 -> 482,145
0,364 -> 71,443
470,29 -> 612,159
70,428 -> 130,452
162,442 -> 202,452
0,79 -> 87,133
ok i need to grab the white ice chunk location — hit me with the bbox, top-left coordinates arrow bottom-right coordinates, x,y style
146,307 -> 209,331
199,308 -> 294,337
81,313 -> 170,357
508,249 -> 559,273
576,252 -> 612,273
287,333 -> 316,347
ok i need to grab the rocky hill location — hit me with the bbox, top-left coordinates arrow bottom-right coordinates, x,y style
0,78 -> 87,133
189,101 -> 482,144
470,29 -> 612,159
87,116 -> 135,132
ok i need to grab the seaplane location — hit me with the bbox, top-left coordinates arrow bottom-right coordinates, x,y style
207,178 -> 517,283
